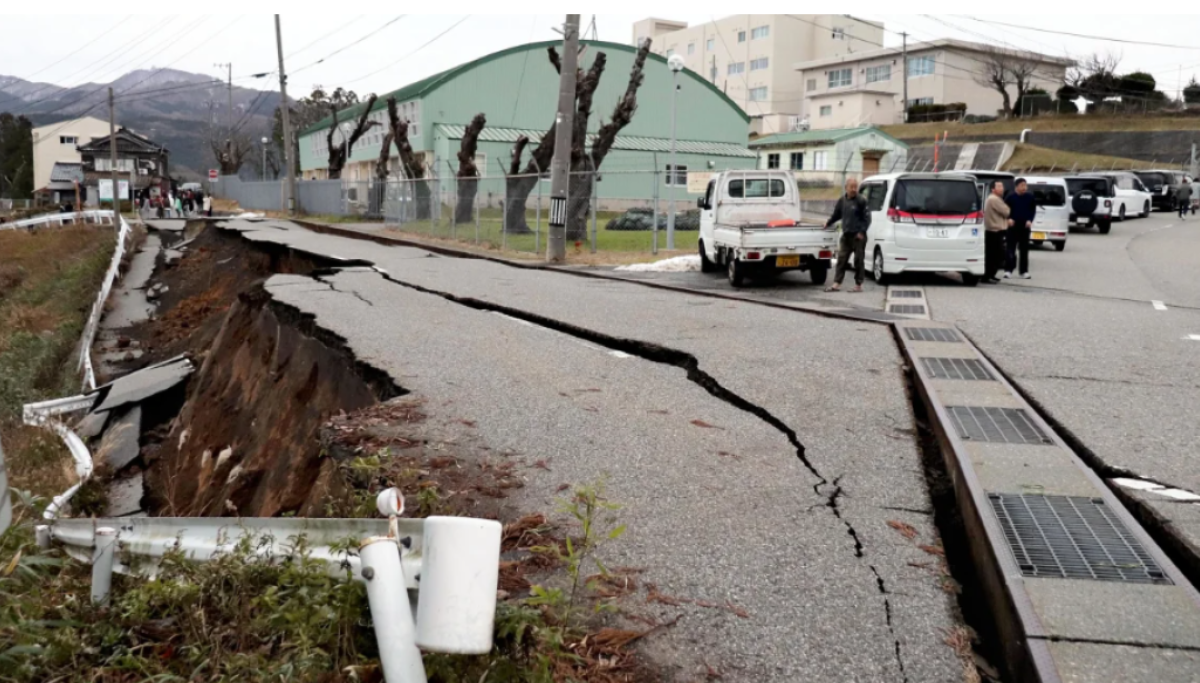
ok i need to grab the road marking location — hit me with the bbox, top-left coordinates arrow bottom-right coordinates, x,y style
1152,300 -> 1168,311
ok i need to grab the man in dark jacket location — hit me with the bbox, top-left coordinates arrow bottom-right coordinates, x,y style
1004,178 -> 1037,279
824,177 -> 872,292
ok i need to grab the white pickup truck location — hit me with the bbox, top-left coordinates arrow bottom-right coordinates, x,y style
696,170 -> 836,287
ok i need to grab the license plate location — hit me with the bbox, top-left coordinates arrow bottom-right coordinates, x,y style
1076,218 -> 1089,225
776,254 -> 800,268
1032,231 -> 1046,240
926,228 -> 950,238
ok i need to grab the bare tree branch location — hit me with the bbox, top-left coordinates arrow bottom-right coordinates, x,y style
592,38 -> 651,168
374,130 -> 394,182
326,94 -> 380,179
386,96 -> 424,181
456,113 -> 486,179
509,135 -> 529,176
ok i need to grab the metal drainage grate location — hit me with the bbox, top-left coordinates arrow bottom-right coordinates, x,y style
891,290 -> 924,299
989,493 -> 1171,584
906,327 -> 960,343
947,406 -> 1053,445
922,357 -> 994,381
889,304 -> 927,315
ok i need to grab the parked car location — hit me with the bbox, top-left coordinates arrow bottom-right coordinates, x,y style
1065,175 -> 1117,234
857,172 -> 985,286
1133,170 -> 1189,212
697,170 -> 836,287
1023,176 -> 1070,252
1093,171 -> 1152,220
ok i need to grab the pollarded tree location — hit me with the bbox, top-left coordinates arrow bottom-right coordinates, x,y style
455,113 -> 486,224
385,96 -> 433,220
368,129 -> 394,218
325,94 -> 379,180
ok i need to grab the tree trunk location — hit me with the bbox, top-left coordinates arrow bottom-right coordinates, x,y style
386,96 -> 430,220
504,175 -> 538,234
455,177 -> 477,224
565,159 -> 594,243
455,113 -> 486,225
369,130 -> 394,218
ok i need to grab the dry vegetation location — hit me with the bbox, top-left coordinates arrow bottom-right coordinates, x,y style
1002,143 -> 1158,173
881,112 -> 1200,140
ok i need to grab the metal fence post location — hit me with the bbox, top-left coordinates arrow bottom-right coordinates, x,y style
92,527 -> 117,604
652,167 -> 660,255
590,171 -> 598,254
447,160 -> 457,241
536,174 -> 542,256
474,177 -> 481,245
360,537 -> 428,683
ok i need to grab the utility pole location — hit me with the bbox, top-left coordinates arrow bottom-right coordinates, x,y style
901,32 -> 909,123
215,62 -> 233,132
108,87 -> 119,212
547,14 -> 580,264
275,15 -> 296,215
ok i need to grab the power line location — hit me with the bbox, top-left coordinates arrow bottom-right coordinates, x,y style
286,15 -> 365,59
14,16 -> 128,82
339,15 -> 472,87
291,16 -> 408,75
962,16 -> 1200,51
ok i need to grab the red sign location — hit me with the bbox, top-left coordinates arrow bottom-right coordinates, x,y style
208,169 -> 219,180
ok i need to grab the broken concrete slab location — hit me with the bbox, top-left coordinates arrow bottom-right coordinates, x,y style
74,411 -> 110,440
145,219 -> 185,232
91,357 -> 193,414
94,406 -> 141,471
105,471 -> 144,517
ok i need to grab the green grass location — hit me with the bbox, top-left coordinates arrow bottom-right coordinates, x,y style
385,206 -> 699,256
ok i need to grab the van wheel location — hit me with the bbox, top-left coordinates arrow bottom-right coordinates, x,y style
1118,205 -> 1127,221
1141,201 -> 1150,218
727,257 -> 745,288
962,273 -> 980,287
699,240 -> 717,273
872,248 -> 890,285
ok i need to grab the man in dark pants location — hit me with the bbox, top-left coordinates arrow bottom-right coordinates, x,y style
824,177 -> 872,292
1177,178 -> 1192,220
1004,178 -> 1037,279
982,180 -> 1009,284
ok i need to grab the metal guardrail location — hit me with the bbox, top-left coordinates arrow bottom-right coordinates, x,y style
79,213 -> 133,391
22,396 -> 95,520
0,435 -> 10,536
0,210 -> 118,230
38,490 -> 502,683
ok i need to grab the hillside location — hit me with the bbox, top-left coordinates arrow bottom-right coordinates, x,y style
881,113 -> 1200,141
0,68 -> 282,180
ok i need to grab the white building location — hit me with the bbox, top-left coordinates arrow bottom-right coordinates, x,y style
796,38 -> 1072,130
31,116 -> 111,195
631,15 -> 884,135
749,126 -> 909,185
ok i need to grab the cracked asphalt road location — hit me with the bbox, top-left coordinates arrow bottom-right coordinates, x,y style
220,219 -> 963,682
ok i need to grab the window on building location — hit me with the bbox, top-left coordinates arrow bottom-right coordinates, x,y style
706,38 -> 714,51
737,30 -> 746,42
666,48 -> 674,57
664,164 -> 687,186
819,105 -> 833,117
728,62 -> 745,75
790,152 -> 804,170
60,135 -> 77,145
828,68 -> 852,88
687,43 -> 695,55
832,27 -> 846,40
806,78 -> 817,91
865,64 -> 891,83
767,153 -> 780,169
96,158 -> 134,172
749,87 -> 768,101
907,97 -> 934,107
908,55 -> 935,77
751,57 -> 769,71
711,65 -> 718,81
751,26 -> 769,39
813,151 -> 829,171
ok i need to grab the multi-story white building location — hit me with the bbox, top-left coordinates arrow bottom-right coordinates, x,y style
796,38 -> 1072,130
31,116 -> 111,195
631,15 -> 884,135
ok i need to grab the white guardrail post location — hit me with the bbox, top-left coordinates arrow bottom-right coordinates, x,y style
0,434 -> 9,536
43,488 -> 502,682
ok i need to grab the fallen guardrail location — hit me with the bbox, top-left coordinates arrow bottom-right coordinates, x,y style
36,489 -> 500,683
79,212 -> 133,391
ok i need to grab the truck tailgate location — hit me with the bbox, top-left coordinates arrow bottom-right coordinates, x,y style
714,223 -> 834,251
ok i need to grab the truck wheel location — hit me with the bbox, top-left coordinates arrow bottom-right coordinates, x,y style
699,240 -> 717,273
1053,241 -> 1067,252
727,257 -> 745,287
872,248 -> 890,285
809,263 -> 828,286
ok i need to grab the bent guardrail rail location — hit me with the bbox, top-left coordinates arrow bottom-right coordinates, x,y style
0,209 -> 118,230
22,394 -> 98,520
79,212 -> 133,391
38,489 -> 502,683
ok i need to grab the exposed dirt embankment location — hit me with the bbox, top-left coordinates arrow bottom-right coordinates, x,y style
146,284 -> 403,518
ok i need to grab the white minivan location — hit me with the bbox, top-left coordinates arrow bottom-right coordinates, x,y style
1095,171 -> 1152,220
858,173 -> 985,286
1023,176 -> 1070,252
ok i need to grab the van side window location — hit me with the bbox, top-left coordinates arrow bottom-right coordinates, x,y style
862,182 -> 887,211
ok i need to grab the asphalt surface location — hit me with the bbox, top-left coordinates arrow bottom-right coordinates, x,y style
219,219 -> 963,682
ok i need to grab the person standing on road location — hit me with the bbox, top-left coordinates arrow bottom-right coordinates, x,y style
824,177 -> 872,293
983,180 -> 1010,284
1176,178 -> 1192,220
1004,178 -> 1037,280
202,194 -> 212,217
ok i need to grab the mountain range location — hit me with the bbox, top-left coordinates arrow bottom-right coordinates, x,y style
0,68 -> 282,180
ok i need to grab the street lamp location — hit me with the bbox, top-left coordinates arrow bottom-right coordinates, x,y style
261,137 -> 269,180
666,54 -> 685,251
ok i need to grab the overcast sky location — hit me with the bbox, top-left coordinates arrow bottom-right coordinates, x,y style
3,14 -> 1200,100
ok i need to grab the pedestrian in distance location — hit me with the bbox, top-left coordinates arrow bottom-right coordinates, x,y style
823,177 -> 872,293
202,194 -> 212,217
172,193 -> 183,218
982,180 -> 1009,284
1176,178 -> 1192,220
1004,178 -> 1037,279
